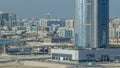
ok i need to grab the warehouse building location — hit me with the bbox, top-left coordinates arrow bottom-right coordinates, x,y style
51,48 -> 120,62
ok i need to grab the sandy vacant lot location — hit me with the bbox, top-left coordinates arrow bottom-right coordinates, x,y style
1,60 -> 120,68
0,62 -> 47,68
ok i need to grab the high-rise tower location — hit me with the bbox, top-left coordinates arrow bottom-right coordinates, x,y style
0,11 -> 17,28
74,0 -> 109,48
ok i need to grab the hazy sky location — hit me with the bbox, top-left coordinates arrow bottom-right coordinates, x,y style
0,0 -> 119,18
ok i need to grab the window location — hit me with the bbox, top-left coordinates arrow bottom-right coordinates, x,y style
63,57 -> 72,61
63,57 -> 66,60
66,57 -> 68,61
53,57 -> 55,59
68,58 -> 72,61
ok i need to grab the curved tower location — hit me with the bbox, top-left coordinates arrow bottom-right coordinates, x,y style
74,0 -> 109,48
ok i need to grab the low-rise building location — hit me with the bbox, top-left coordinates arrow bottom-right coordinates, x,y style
51,48 -> 120,62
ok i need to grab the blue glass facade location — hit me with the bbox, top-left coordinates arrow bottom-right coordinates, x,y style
0,12 -> 17,27
74,0 -> 109,48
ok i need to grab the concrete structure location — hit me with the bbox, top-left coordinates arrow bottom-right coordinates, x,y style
51,49 -> 79,62
74,0 -> 109,48
47,20 -> 65,27
51,38 -> 71,43
109,17 -> 120,45
57,27 -> 65,38
65,20 -> 74,29
39,18 -> 60,27
0,40 -> 20,54
51,48 -> 120,62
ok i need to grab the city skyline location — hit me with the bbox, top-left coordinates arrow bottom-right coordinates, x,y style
0,0 -> 119,18
0,0 -> 120,66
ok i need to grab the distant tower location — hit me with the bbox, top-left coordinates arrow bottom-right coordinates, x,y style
45,13 -> 52,19
0,11 -> 16,28
74,0 -> 109,48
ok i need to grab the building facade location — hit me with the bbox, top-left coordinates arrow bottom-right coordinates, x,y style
51,48 -> 120,62
74,0 -> 109,48
109,17 -> 120,45
0,11 -> 17,28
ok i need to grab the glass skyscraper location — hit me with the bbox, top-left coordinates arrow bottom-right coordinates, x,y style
74,0 -> 109,48
0,12 -> 17,28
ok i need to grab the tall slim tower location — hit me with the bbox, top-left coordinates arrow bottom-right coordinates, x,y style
74,0 -> 109,48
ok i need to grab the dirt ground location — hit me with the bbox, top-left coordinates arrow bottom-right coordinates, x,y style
0,62 -> 48,68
